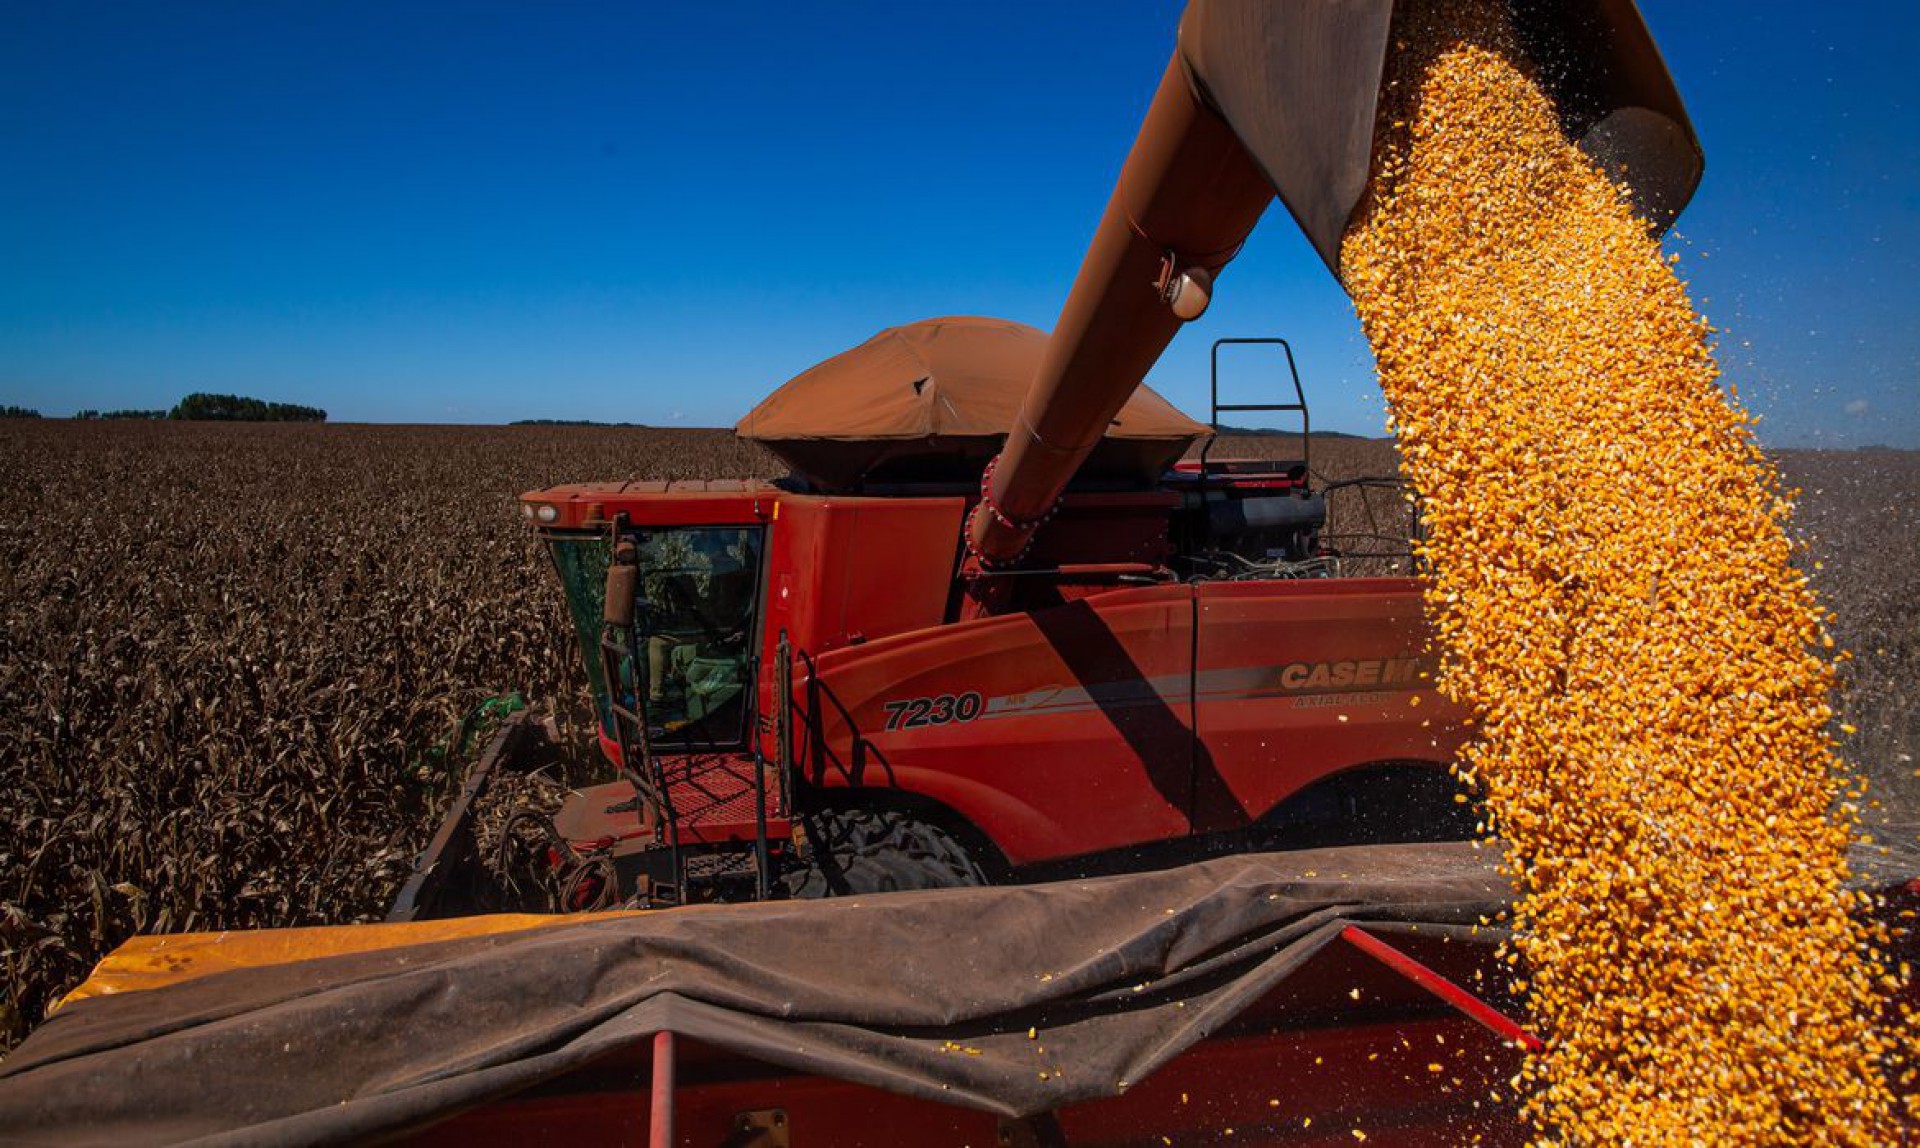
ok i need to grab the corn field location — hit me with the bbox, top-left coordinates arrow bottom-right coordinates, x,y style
0,420 -> 774,1050
0,420 -> 1912,1056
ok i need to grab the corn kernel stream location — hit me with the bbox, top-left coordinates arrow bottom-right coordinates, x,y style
1340,3 -> 1910,1141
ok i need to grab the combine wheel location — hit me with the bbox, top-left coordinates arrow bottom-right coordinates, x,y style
784,808 -> 986,898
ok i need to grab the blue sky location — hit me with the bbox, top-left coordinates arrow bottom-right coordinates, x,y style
2,2 -> 1914,445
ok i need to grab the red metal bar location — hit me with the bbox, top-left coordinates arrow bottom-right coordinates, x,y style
649,1030 -> 675,1148
1339,925 -> 1546,1053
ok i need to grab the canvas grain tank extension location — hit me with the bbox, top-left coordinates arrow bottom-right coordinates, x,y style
736,317 -> 1210,489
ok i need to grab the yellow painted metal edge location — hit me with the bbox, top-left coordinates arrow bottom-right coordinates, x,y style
55,911 -> 638,1011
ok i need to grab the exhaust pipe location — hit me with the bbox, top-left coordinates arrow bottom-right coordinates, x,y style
967,0 -> 1703,566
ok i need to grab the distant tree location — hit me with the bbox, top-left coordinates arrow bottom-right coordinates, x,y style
170,393 -> 326,422
78,408 -> 167,420
0,405 -> 41,419
510,418 -> 645,427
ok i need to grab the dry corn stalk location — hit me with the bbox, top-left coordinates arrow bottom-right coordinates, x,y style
1342,1 -> 1913,1141
0,421 -> 778,1053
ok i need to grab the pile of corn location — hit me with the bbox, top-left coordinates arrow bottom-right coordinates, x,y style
1340,2 -> 1912,1140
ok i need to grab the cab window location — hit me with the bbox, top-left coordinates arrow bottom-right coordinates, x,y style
631,526 -> 763,745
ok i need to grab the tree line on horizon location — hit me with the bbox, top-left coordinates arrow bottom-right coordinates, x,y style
62,394 -> 329,422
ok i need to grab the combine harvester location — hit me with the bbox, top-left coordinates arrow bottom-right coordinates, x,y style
2,2 -> 1912,1144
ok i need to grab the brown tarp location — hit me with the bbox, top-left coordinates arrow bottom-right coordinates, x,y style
736,316 -> 1211,488
0,844 -> 1514,1147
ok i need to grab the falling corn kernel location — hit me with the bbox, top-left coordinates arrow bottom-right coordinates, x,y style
1340,0 -> 1911,1142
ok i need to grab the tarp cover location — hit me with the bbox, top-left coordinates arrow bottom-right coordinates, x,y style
0,844 -> 1513,1147
736,316 -> 1211,487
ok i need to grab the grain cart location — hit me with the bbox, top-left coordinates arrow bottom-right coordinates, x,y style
384,0 -> 1707,915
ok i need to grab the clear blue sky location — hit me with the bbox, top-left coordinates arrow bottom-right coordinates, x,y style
3,2 -> 1914,446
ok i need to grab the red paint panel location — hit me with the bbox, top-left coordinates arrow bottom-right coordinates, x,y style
1194,579 -> 1467,830
1052,1019 -> 1523,1147
757,494 -> 965,763
410,1042 -> 1000,1148
1018,491 -> 1179,569
804,584 -> 1197,865
764,494 -> 962,655
408,1019 -> 1524,1147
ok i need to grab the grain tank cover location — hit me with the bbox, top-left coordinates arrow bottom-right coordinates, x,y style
737,316 -> 1210,489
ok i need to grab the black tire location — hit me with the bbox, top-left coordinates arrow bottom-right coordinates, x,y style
783,807 -> 987,898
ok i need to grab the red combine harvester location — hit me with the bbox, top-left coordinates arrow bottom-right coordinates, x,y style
385,0 -> 1706,913
464,319 -> 1479,911
14,4 -> 1913,1146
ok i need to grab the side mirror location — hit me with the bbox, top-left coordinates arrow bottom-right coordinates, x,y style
604,542 -> 638,628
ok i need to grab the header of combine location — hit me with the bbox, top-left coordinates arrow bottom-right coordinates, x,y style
966,0 -> 1703,565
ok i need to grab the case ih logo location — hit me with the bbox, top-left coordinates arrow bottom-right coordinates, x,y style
1276,657 -> 1429,693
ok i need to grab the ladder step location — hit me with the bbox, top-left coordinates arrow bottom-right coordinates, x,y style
681,849 -> 773,896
